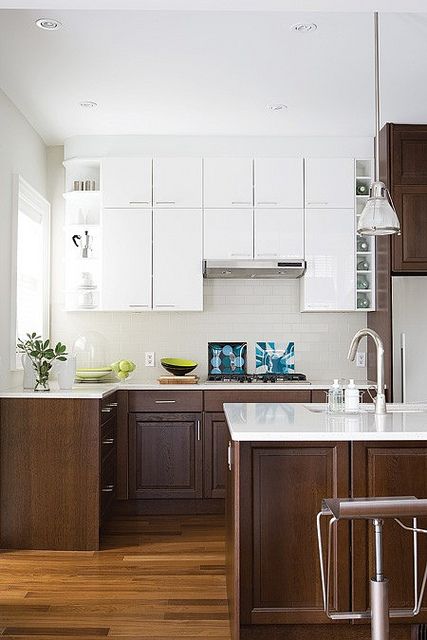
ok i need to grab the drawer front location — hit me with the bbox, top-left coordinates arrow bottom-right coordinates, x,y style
128,390 -> 203,413
203,390 -> 311,412
101,417 -> 116,462
100,393 -> 118,424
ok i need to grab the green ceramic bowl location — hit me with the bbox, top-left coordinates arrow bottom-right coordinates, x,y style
160,358 -> 198,376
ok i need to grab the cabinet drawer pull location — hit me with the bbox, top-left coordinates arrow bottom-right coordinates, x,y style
231,201 -> 251,205
108,402 -> 118,407
196,419 -> 201,441
155,304 -> 176,308
102,438 -> 115,445
101,407 -> 112,413
156,201 -> 176,204
102,485 -> 114,493
257,253 -> 278,257
227,442 -> 232,471
129,201 -> 150,205
129,304 -> 149,308
155,400 -> 176,404
230,253 -> 251,257
307,201 -> 328,205
256,201 -> 278,205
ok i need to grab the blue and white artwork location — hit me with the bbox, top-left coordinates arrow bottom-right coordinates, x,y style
208,342 -> 247,375
255,342 -> 295,374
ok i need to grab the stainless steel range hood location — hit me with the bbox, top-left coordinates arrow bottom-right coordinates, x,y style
203,259 -> 306,279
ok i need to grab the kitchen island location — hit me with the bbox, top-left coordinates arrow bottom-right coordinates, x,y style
224,402 -> 427,640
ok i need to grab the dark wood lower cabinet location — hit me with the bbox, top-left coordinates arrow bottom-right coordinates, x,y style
204,412 -> 228,499
352,441 -> 427,623
239,441 -> 350,625
128,412 -> 203,499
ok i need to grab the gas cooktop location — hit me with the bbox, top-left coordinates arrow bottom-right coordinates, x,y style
206,373 -> 308,384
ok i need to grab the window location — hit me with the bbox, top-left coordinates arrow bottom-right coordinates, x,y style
10,175 -> 50,369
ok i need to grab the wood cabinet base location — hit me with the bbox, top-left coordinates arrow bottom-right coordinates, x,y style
239,624 -> 413,640
113,498 -> 224,516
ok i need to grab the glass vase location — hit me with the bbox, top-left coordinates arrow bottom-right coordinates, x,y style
34,364 -> 50,392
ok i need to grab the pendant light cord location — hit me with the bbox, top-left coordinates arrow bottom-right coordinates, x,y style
374,11 -> 380,182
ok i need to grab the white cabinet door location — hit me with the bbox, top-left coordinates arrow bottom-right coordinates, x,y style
255,209 -> 304,259
305,158 -> 354,209
203,209 -> 253,260
301,208 -> 355,311
254,158 -> 303,208
102,209 -> 152,310
153,158 -> 202,208
102,158 -> 152,208
204,158 -> 253,208
153,209 -> 203,311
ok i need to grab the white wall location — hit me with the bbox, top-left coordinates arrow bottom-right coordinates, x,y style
50,135 -> 369,382
0,88 -> 47,390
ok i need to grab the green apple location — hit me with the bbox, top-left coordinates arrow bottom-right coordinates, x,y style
119,359 -> 133,373
117,370 -> 128,380
111,361 -> 121,374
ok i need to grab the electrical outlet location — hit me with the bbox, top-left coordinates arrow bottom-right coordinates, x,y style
145,352 -> 155,367
356,351 -> 366,367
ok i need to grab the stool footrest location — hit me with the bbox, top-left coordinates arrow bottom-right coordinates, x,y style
328,608 -> 418,621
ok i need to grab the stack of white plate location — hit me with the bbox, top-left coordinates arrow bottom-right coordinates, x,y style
75,367 -> 113,383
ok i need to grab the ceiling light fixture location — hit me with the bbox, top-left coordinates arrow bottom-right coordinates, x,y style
79,101 -> 98,109
290,23 -> 317,33
267,103 -> 287,111
35,18 -> 62,31
357,13 -> 400,237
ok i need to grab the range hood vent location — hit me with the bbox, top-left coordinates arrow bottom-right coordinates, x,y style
203,259 -> 306,280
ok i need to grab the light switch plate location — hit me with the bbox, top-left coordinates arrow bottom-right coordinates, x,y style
356,351 -> 366,367
145,352 -> 155,367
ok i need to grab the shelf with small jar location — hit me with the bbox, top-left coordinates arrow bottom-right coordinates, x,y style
355,159 -> 375,311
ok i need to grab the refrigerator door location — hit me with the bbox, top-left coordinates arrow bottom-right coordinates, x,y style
392,276 -> 427,402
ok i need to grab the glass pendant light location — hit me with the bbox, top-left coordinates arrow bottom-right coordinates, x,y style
358,13 -> 400,236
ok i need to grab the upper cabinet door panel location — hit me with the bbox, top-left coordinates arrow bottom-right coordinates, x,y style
254,158 -> 303,208
392,126 -> 427,185
305,158 -> 354,209
102,209 -> 152,311
203,209 -> 253,260
204,158 -> 253,208
153,209 -> 203,311
302,208 -> 355,311
102,158 -> 152,208
153,158 -> 202,207
255,209 -> 304,259
392,186 -> 427,272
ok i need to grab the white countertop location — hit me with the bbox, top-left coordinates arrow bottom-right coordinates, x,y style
0,380 -> 376,399
224,402 -> 427,441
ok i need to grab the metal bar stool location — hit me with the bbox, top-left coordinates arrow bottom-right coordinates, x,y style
317,496 -> 427,640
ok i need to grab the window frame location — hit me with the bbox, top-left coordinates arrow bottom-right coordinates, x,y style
10,174 -> 51,370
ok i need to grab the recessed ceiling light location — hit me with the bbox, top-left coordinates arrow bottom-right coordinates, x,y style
290,22 -> 317,33
79,101 -> 98,109
35,18 -> 62,31
267,103 -> 287,112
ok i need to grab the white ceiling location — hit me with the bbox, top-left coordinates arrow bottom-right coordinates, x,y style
0,9 -> 426,144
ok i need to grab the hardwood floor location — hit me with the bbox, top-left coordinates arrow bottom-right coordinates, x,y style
0,514 -> 230,639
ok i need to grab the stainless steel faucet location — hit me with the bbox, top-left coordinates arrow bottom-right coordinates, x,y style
348,328 -> 387,415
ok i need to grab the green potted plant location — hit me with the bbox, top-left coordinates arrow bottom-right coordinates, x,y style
17,333 -> 68,392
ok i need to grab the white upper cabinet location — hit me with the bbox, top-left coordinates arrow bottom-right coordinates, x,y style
153,209 -> 203,311
254,158 -> 303,208
102,158 -> 152,208
255,209 -> 304,260
301,208 -> 355,311
203,209 -> 253,260
204,158 -> 253,208
305,158 -> 354,209
153,158 -> 202,208
102,209 -> 152,311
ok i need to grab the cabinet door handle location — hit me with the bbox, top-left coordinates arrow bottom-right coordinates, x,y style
129,304 -> 149,308
227,442 -> 232,471
129,201 -> 150,205
256,201 -> 278,205
257,253 -> 278,257
307,201 -> 328,205
155,304 -> 176,308
108,402 -> 118,407
231,201 -> 252,205
196,419 -> 201,441
102,485 -> 114,493
155,400 -> 176,404
155,201 -> 176,204
230,253 -> 251,257
102,438 -> 115,445
101,407 -> 112,413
